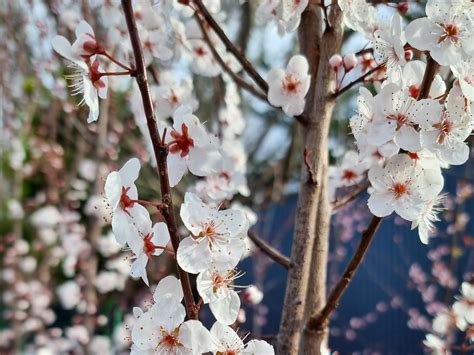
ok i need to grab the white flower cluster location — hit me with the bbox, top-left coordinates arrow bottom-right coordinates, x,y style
330,0 -> 474,245
424,282 -> 474,354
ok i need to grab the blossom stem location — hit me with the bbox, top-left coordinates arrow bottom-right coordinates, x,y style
333,63 -> 385,97
100,71 -> 133,77
101,51 -> 133,71
192,0 -> 269,93
131,199 -> 167,210
121,0 -> 198,320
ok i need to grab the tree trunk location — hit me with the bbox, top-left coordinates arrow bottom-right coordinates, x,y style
277,4 -> 343,354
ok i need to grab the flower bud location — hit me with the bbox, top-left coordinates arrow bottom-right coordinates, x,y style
343,53 -> 357,71
329,54 -> 343,71
405,49 -> 413,61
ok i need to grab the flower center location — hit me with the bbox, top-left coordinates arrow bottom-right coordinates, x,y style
143,233 -> 156,256
438,23 -> 460,45
159,327 -> 182,350
390,182 -> 408,200
195,46 -> 206,56
283,74 -> 301,95
408,85 -> 420,99
342,169 -> 357,183
433,117 -> 452,145
169,123 -> 195,157
387,113 -> 408,130
119,186 -> 135,215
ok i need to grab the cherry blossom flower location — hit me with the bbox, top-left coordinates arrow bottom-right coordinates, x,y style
131,276 -> 213,354
197,268 -> 242,325
104,158 -> 148,246
453,282 -> 474,324
166,106 -> 221,187
370,83 -> 437,152
188,39 -> 221,77
52,22 -> 108,123
177,193 -> 249,274
153,72 -> 198,120
330,150 -> 368,188
416,88 -> 473,166
129,213 -> 171,286
451,58 -> 474,101
373,13 -> 406,84
423,334 -> 449,355
411,194 -> 446,244
367,154 -> 444,221
209,322 -> 274,354
242,285 -> 264,305
268,55 -> 310,116
278,0 -> 309,33
405,0 -> 474,66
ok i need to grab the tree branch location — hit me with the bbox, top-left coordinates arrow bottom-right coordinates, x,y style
306,216 -> 383,332
248,230 -> 290,269
192,0 -> 269,93
331,180 -> 370,211
121,0 -> 197,320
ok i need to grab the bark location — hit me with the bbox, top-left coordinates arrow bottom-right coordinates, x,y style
277,5 -> 343,354
303,160 -> 331,354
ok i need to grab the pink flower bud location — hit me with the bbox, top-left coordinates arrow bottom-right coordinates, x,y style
343,53 -> 357,71
329,54 -> 343,71
405,49 -> 413,61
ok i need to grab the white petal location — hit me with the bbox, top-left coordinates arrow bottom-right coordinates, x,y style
153,275 -> 183,302
119,158 -> 141,186
167,153 -> 188,187
209,291 -> 240,325
176,237 -> 211,274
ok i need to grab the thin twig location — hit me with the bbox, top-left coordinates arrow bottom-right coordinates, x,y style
193,0 -> 269,93
306,216 -> 383,332
248,230 -> 290,269
331,180 -> 370,211
333,63 -> 384,98
121,0 -> 197,320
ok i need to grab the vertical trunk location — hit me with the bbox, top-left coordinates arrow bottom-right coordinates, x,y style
303,161 -> 331,354
277,5 -> 343,354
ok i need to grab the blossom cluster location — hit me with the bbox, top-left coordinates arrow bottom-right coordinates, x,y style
330,0 -> 474,245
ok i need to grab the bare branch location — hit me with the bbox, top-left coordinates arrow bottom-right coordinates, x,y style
248,230 -> 291,269
331,180 -> 370,211
121,0 -> 197,320
306,216 -> 383,332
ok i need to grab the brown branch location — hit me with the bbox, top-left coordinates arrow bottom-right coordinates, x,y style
333,63 -> 385,98
193,0 -> 269,93
194,13 -> 268,102
121,0 -> 197,320
331,180 -> 370,211
248,230 -> 290,269
306,216 -> 383,332
417,54 -> 439,100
